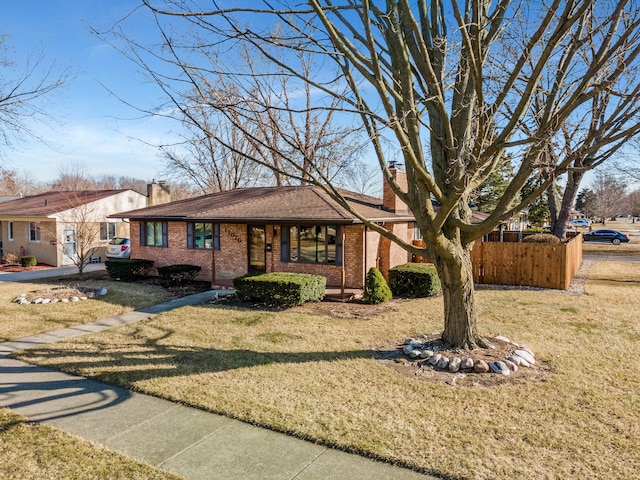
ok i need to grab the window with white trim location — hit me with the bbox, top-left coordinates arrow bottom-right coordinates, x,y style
29,222 -> 41,242
7,221 -> 13,241
100,222 -> 117,241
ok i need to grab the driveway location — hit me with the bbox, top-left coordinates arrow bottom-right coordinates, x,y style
0,263 -> 106,282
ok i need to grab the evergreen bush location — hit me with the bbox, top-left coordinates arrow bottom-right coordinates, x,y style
389,263 -> 442,298
157,264 -> 202,285
363,267 -> 392,304
105,259 -> 154,281
233,272 -> 326,306
20,256 -> 37,267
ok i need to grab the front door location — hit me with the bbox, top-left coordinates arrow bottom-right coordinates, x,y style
62,228 -> 77,265
248,225 -> 266,275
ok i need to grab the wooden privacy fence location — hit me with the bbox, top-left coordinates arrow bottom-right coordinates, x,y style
471,234 -> 583,290
412,234 -> 583,290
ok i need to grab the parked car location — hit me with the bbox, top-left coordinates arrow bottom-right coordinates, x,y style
568,219 -> 591,228
582,229 -> 629,245
105,237 -> 131,258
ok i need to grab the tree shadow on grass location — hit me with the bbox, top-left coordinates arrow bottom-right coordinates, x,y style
15,333 -> 378,387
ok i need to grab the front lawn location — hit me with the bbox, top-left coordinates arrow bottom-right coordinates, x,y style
13,261 -> 640,479
0,276 -> 175,342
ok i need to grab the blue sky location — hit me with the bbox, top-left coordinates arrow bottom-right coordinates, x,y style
2,1 -> 174,183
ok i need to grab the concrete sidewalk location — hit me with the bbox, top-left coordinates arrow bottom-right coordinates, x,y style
0,291 -> 434,480
0,263 -> 107,282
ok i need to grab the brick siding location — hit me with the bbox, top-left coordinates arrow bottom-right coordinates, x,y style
131,220 -> 412,288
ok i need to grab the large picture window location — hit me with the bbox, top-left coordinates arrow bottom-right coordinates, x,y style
100,222 -> 117,241
281,225 -> 341,265
139,221 -> 168,247
29,222 -> 41,242
187,222 -> 219,250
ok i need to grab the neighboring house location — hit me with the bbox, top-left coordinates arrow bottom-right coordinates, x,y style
0,189 -> 148,266
113,168 -> 487,290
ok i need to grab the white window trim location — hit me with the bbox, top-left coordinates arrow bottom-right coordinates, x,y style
29,222 -> 42,243
7,221 -> 13,242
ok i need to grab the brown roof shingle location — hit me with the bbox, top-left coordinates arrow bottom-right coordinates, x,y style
0,190 -> 131,218
113,186 -> 414,224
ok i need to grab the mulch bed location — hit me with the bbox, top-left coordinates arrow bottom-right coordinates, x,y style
0,263 -> 54,273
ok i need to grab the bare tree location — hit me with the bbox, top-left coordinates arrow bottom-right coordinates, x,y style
130,1 -> 640,349
0,166 -> 45,196
48,161 -> 95,191
0,34 -> 67,152
94,175 -> 149,195
335,160 -> 381,196
586,171 -> 628,223
160,90 -> 271,193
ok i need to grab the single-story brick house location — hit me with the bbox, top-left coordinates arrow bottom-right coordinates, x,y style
112,168 -> 437,289
0,189 -> 148,266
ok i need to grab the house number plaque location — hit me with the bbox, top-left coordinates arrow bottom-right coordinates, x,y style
224,227 -> 243,244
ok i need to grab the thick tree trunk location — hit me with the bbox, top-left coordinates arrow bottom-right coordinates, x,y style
433,244 -> 481,349
554,171 -> 584,238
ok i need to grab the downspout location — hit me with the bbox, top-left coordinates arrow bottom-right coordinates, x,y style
211,229 -> 216,287
363,225 -> 368,287
271,225 -> 276,273
341,228 -> 346,298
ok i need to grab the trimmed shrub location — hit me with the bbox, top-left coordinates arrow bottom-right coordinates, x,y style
20,256 -> 37,267
105,259 -> 154,281
157,264 -> 202,285
233,272 -> 326,306
389,263 -> 442,298
363,267 -> 392,304
522,233 -> 561,244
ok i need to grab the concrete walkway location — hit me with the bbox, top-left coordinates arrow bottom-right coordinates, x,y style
0,290 -> 434,479
0,263 -> 107,282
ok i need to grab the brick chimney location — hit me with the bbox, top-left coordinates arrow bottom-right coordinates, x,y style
382,164 -> 409,214
147,181 -> 171,206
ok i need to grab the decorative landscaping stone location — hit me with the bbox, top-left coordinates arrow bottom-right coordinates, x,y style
514,349 -> 535,365
448,357 -> 462,372
427,353 -> 442,366
70,296 -> 80,302
519,345 -> 535,358
61,298 -> 69,303
504,359 -> 518,372
478,338 -> 496,349
489,361 -> 510,375
419,349 -> 434,359
507,355 -> 522,366
393,335 -> 538,377
436,356 -> 450,370
473,360 -> 490,373
41,298 -> 51,304
511,354 -> 531,367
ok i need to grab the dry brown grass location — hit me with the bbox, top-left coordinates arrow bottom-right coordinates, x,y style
0,408 -> 182,479
14,261 -> 640,480
0,277 -> 174,342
